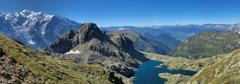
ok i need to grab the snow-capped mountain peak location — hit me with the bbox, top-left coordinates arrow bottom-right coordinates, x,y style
20,9 -> 37,16
0,9 -> 54,29
0,9 -> 80,49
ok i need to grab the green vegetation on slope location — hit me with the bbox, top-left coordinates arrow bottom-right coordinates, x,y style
0,34 -> 111,84
169,32 -> 240,59
189,49 -> 240,84
145,51 -> 238,84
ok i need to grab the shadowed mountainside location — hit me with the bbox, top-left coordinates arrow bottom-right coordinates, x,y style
106,31 -> 171,55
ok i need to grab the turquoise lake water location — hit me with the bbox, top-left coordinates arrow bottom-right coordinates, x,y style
133,60 -> 196,84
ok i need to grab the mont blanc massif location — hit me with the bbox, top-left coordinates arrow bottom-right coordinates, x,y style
1,10 -> 240,84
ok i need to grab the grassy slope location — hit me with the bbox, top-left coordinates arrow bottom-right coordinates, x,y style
189,49 -> 240,84
169,32 -> 240,59
0,34 -> 111,84
144,31 -> 240,83
145,51 -> 239,84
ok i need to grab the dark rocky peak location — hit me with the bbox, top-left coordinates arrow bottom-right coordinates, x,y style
47,30 -> 78,53
78,23 -> 109,43
48,23 -> 148,62
47,23 -> 148,79
111,34 -> 134,52
110,34 -> 148,62
63,30 -> 78,39
47,23 -> 111,53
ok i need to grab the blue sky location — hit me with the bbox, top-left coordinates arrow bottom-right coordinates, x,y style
0,0 -> 240,26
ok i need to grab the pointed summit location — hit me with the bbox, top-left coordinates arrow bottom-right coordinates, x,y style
21,9 -> 33,13
48,23 -> 148,78
78,23 -> 108,43
19,9 -> 42,16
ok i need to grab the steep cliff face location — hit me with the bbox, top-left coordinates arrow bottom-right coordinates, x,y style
47,30 -> 78,53
48,23 -> 148,79
109,33 -> 147,62
107,31 -> 171,55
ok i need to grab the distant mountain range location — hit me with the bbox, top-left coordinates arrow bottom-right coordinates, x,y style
0,9 -> 235,54
169,32 -> 240,59
102,25 -> 232,54
101,24 -> 231,41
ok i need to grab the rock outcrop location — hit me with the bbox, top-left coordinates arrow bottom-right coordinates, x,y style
47,30 -> 78,53
107,31 -> 171,55
47,23 -> 148,80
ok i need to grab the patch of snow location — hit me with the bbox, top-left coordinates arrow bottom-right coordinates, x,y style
40,15 -> 53,36
41,31 -> 46,35
4,13 -> 14,21
22,9 -> 31,13
65,50 -> 81,54
28,40 -> 35,45
14,12 -> 20,17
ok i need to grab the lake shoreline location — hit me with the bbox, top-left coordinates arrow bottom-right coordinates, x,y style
133,60 -> 197,84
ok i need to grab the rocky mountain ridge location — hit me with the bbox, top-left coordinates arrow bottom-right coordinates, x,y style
47,23 -> 148,80
106,31 -> 171,55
